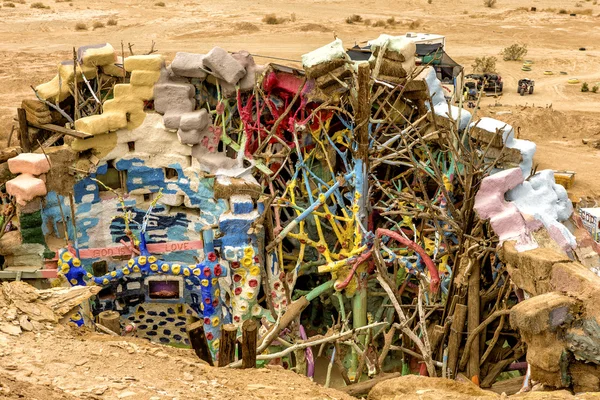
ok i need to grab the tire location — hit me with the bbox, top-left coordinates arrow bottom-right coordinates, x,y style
519,88 -> 525,96
529,86 -> 534,94
498,83 -> 503,92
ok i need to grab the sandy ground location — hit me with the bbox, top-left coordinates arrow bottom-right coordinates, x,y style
1,0 -> 600,198
0,325 -> 355,400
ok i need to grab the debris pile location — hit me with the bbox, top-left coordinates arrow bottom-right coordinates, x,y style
0,34 -> 599,395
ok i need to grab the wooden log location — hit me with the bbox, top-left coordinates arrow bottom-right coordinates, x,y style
241,319 -> 258,369
218,323 -> 237,367
340,372 -> 402,397
429,324 -> 445,358
446,303 -> 467,378
467,259 -> 481,381
98,310 -> 121,334
258,296 -> 309,350
186,319 -> 214,366
0,147 -> 21,163
17,108 -> 31,152
27,122 -> 91,139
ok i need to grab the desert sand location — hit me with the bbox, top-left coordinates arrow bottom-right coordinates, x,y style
0,0 -> 599,199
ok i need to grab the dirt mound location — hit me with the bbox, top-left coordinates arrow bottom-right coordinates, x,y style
0,373 -> 77,400
368,375 -> 498,400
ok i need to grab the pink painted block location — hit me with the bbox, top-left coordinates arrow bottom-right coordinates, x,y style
474,168 -> 536,250
8,153 -> 51,175
5,173 -> 47,206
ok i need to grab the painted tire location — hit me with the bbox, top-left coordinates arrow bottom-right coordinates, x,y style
522,67 -> 532,71
524,60 -> 534,64
544,71 -> 553,75
568,78 -> 580,84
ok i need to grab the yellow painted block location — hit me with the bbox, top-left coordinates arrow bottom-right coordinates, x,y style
127,110 -> 146,130
101,63 -> 125,77
103,111 -> 128,131
74,114 -> 109,135
103,97 -> 144,114
130,70 -> 161,87
35,75 -> 71,102
58,61 -> 98,83
80,43 -> 116,67
113,83 -> 154,101
124,55 -> 164,72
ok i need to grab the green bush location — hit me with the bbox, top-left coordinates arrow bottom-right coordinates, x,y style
591,85 -> 598,93
581,82 -> 589,92
501,43 -> 528,61
472,56 -> 497,73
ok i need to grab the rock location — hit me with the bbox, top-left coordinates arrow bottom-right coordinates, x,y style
155,351 -> 168,359
183,372 -> 194,382
203,47 -> 245,85
367,375 -> 498,400
93,386 -> 109,395
0,323 -> 22,336
5,307 -> 17,321
117,391 -> 137,398
19,315 -> 33,331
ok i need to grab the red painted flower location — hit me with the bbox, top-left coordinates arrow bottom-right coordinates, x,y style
214,264 -> 222,276
249,279 -> 258,288
216,102 -> 225,115
207,252 -> 217,262
234,315 -> 240,322
203,267 -> 211,277
233,274 -> 242,283
253,256 -> 259,263
204,297 -> 211,304
206,332 -> 214,340
234,287 -> 242,295
204,317 -> 211,325
212,299 -> 219,308
231,261 -> 239,269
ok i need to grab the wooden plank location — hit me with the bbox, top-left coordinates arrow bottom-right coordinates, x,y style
340,372 -> 402,397
218,324 -> 238,367
467,259 -> 481,381
241,319 -> 258,369
28,122 -> 91,139
0,147 -> 21,163
38,132 -> 64,149
186,319 -> 214,366
17,108 -> 32,152
447,303 -> 468,379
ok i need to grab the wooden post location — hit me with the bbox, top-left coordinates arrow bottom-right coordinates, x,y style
446,303 -> 467,378
98,310 -> 121,334
468,259 -> 481,382
218,324 -> 237,367
241,319 -> 258,369
186,319 -> 214,366
17,108 -> 31,152
73,47 -> 79,121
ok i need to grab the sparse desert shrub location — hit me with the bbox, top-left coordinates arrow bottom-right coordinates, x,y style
263,13 -> 285,24
386,16 -> 396,25
463,10 -> 469,14
30,2 -> 50,8
472,56 -> 497,73
501,43 -> 528,61
3,2 -> 15,7
107,17 -> 117,26
154,1 -> 165,6
593,1 -> 597,5
581,82 -> 589,92
592,85 -> 599,93
345,14 -> 363,24
299,23 -> 329,32
13,0 -> 24,3
428,0 -> 432,4
93,21 -> 104,29
363,18 -> 371,25
483,0 -> 497,7
558,8 -> 568,14
409,19 -> 422,29
372,20 -> 386,27
290,12 -> 296,22
235,21 -> 259,31
75,22 -> 87,30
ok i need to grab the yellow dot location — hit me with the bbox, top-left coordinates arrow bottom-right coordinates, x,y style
110,271 -> 117,277
61,252 -> 72,262
57,260 -> 63,268
71,313 -> 82,321
244,247 -> 254,257
150,263 -> 158,271
148,256 -> 157,263
193,268 -> 201,276
238,269 -> 247,277
86,273 -> 93,278
214,289 -> 220,297
212,339 -> 220,350
241,257 -> 252,268
318,193 -> 326,202
102,278 -> 109,285
201,279 -> 209,287
189,264 -> 197,270
212,317 -> 220,327
183,268 -> 190,276
232,301 -> 237,307
72,258 -> 81,267
133,265 -> 140,273
128,259 -> 134,267
246,292 -> 254,299
161,264 -> 170,272
200,303 -> 204,311
61,265 -> 70,274
250,266 -> 260,276
138,256 -> 147,265
172,264 -> 181,274
212,278 -> 218,285
123,268 -> 130,275
70,278 -> 78,285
